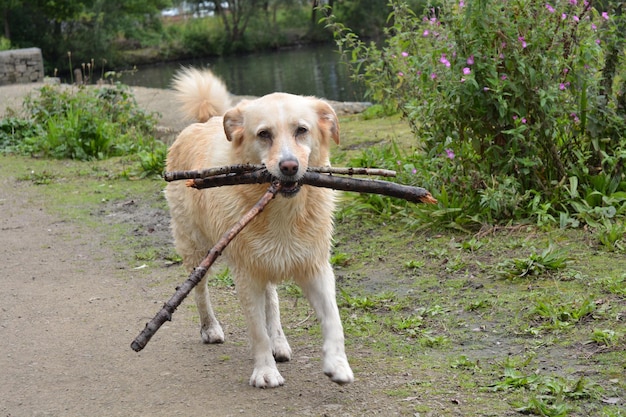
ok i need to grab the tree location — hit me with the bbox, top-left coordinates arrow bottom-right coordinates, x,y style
215,0 -> 262,44
4,0 -> 169,71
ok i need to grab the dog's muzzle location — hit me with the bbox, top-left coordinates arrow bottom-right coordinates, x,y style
277,158 -> 302,197
278,180 -> 301,197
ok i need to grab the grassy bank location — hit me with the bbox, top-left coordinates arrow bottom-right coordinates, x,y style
2,112 -> 624,416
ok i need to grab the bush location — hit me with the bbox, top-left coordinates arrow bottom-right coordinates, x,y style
328,0 -> 626,227
2,83 -> 166,175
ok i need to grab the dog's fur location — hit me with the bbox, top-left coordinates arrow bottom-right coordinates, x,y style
165,68 -> 354,388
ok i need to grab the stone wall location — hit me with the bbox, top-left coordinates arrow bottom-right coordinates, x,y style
0,48 -> 45,86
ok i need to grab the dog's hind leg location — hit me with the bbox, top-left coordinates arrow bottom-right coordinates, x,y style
194,275 -> 225,344
297,262 -> 354,385
265,284 -> 292,362
236,275 -> 285,388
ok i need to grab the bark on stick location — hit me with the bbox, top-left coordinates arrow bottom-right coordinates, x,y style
163,166 -> 398,182
130,182 -> 282,352
182,170 -> 437,205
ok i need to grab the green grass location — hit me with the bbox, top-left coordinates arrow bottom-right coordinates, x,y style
1,112 -> 625,416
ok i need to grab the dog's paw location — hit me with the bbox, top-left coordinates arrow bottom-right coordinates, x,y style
272,337 -> 292,363
249,366 -> 285,388
323,357 -> 354,385
200,322 -> 225,344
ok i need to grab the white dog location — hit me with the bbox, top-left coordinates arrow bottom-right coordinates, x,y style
165,68 -> 354,388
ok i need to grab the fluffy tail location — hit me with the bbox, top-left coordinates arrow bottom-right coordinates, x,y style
172,67 -> 231,123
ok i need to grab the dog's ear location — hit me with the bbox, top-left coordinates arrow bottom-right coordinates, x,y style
223,100 -> 248,143
314,100 -> 340,145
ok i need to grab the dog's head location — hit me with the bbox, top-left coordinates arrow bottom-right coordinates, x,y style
223,93 -> 339,197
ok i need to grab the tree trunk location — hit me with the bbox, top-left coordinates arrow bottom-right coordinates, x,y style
2,8 -> 10,40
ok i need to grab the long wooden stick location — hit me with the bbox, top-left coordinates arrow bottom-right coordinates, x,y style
130,182 -> 282,352
181,169 -> 437,204
164,165 -> 397,182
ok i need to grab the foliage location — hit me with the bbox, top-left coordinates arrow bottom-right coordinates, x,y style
2,83 -> 165,173
0,36 -> 10,50
2,0 -> 169,70
496,246 -> 570,279
328,0 -> 626,228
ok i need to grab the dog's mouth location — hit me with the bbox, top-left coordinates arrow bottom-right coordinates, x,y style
278,181 -> 301,197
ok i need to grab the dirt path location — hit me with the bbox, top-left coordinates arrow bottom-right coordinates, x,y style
0,84 -> 398,417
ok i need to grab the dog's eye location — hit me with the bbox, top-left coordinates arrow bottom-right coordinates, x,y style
257,130 -> 272,141
295,126 -> 308,136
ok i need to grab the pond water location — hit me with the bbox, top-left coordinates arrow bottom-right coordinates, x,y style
118,44 -> 366,102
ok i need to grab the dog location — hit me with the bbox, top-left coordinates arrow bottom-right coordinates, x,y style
165,68 -> 354,388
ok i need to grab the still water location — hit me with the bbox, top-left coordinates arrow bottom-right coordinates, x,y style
118,44 -> 365,102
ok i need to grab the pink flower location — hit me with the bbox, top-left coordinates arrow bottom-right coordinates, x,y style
463,67 -> 471,75
560,83 -> 566,90
573,15 -> 579,22
467,55 -> 474,65
423,30 -> 430,37
398,71 -> 404,77
521,118 -> 527,124
596,39 -> 601,45
445,149 -> 455,159
545,4 -> 555,13
440,54 -> 451,67
431,72 -> 437,80
602,12 -> 609,20
592,23 -> 597,30
518,36 -> 527,48
569,0 -> 577,5
562,13 -> 567,20
459,1 -> 465,7
401,51 -> 409,57
501,74 -> 507,80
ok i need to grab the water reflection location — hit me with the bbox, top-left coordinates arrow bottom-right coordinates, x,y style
118,44 -> 365,102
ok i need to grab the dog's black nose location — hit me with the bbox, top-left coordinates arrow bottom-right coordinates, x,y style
279,158 -> 299,177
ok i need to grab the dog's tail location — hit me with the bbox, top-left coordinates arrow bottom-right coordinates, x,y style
172,67 -> 231,123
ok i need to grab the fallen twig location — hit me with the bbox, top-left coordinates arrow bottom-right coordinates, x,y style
180,169 -> 437,204
130,182 -> 282,352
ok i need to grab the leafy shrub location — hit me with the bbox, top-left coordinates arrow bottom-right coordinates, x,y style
0,117 -> 44,154
9,83 -> 166,164
328,0 -> 626,227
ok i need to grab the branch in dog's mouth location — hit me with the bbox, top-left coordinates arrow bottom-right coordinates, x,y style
171,165 -> 437,205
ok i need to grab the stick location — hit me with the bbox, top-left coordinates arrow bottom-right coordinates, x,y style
163,163 -> 263,182
164,165 -> 397,181
130,182 -> 282,352
185,170 -> 437,204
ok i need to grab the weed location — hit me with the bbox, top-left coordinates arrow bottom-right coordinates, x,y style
597,220 -> 626,252
454,237 -> 484,252
587,329 -> 621,347
339,288 -> 380,310
492,357 -> 601,416
466,299 -> 492,312
450,355 -> 480,370
496,246 -> 570,279
134,248 -> 159,261
330,252 -> 351,267
419,332 -> 449,348
530,298 -> 597,332
598,274 -> 626,296
209,267 -> 234,288
17,170 -> 56,185
403,260 -> 425,269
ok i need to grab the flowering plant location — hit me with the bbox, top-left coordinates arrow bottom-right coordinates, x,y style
329,0 -> 626,223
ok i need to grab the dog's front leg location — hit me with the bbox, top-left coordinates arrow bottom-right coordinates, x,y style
236,276 -> 285,388
265,284 -> 292,362
298,263 -> 354,385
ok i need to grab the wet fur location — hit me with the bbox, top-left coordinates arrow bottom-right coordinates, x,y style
165,68 -> 354,388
